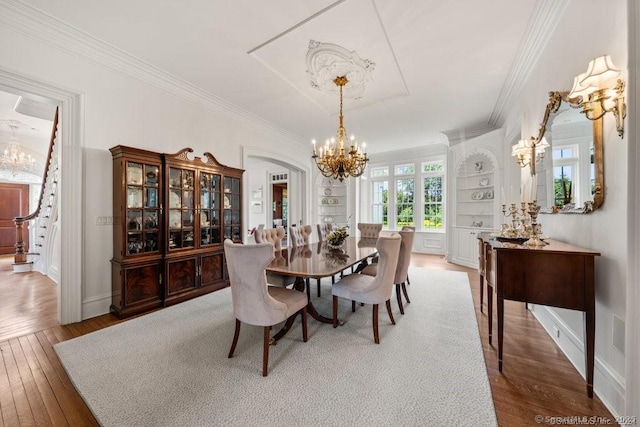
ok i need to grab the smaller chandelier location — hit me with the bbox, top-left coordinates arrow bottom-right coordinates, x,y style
312,76 -> 368,182
0,125 -> 36,176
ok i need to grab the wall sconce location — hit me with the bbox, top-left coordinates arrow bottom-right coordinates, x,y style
568,55 -> 626,138
512,136 -> 549,175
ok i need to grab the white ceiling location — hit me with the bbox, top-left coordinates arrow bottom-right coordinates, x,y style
8,0 -> 544,154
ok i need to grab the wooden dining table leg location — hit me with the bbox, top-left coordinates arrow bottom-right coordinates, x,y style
272,276 -> 336,342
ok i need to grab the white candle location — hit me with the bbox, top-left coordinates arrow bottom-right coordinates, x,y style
501,186 -> 505,204
312,139 -> 316,154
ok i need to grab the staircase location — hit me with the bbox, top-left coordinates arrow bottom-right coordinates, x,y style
12,108 -> 59,275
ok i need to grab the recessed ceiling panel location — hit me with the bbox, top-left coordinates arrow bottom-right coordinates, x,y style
249,0 -> 408,115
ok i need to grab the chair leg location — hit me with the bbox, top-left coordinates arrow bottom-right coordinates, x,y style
228,319 -> 241,358
305,278 -> 311,300
373,304 -> 380,344
386,299 -> 396,325
401,282 -> 411,304
396,284 -> 404,315
407,273 -> 410,285
263,326 -> 270,376
352,300 -> 356,312
333,296 -> 339,328
301,306 -> 308,342
317,278 -> 321,297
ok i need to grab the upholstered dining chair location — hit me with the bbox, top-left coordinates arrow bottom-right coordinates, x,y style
332,234 -> 402,344
361,228 -> 415,314
317,223 -> 333,241
357,223 -> 382,239
401,226 -> 416,285
289,225 -> 312,247
224,240 -> 308,376
315,223 -> 337,296
357,222 -> 383,266
289,225 -> 314,297
254,227 -> 294,287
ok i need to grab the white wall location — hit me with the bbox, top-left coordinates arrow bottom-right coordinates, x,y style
502,0 -> 628,415
0,7 -> 309,320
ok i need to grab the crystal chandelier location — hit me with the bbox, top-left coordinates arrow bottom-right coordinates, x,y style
0,124 -> 36,176
311,76 -> 368,182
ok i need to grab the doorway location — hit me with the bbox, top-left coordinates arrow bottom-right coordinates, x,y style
272,182 -> 288,229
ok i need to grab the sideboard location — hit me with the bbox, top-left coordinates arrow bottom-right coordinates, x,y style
478,232 -> 600,397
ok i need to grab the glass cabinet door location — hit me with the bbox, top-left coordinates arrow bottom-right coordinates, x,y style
126,161 -> 160,255
167,167 -> 196,250
200,172 -> 221,246
223,176 -> 241,242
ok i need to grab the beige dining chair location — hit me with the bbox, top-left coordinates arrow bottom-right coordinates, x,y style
289,225 -> 314,297
317,223 -> 333,241
401,226 -> 415,285
332,234 -> 402,344
254,227 -> 294,287
357,223 -> 382,239
362,228 -> 415,314
316,223 -> 337,296
289,225 -> 312,247
224,240 -> 308,376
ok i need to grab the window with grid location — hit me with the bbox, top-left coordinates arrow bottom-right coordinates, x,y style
396,178 -> 414,227
422,160 -> 444,229
553,145 -> 578,207
372,180 -> 389,225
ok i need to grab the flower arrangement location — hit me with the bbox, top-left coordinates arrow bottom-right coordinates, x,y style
326,225 -> 349,248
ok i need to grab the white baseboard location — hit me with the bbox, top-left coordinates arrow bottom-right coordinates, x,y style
82,293 -> 112,320
48,264 -> 60,285
529,304 -> 626,416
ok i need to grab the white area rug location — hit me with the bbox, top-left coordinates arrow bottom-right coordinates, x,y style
55,268 -> 496,426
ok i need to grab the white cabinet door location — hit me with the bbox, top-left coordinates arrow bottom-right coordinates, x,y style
452,227 -> 481,268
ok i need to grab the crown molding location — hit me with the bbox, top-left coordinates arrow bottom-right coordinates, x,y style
0,0 -> 304,146
489,0 -> 570,128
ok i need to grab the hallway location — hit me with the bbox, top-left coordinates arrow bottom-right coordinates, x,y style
0,255 -> 58,343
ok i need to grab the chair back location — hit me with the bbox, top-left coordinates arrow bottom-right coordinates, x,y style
254,227 -> 285,251
358,223 -> 383,239
289,225 -> 312,247
362,234 -> 401,301
223,240 -> 288,326
394,228 -> 415,284
317,223 -> 333,241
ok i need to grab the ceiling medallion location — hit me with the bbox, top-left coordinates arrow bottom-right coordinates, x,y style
306,40 -> 375,99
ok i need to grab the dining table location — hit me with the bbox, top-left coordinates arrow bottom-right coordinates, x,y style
266,236 -> 378,341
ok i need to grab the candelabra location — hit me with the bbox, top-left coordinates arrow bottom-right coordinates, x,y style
524,202 -> 546,247
499,201 -> 547,246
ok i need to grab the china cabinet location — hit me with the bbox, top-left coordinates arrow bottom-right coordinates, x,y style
317,177 -> 348,226
162,149 -> 243,306
110,146 -> 243,317
110,146 -> 164,317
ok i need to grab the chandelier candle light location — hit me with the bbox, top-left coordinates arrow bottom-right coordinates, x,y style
312,76 -> 369,182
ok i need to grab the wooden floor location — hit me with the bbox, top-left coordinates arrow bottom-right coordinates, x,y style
0,253 -> 615,426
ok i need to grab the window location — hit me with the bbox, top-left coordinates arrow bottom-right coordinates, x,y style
369,158 -> 445,231
372,180 -> 388,225
370,166 -> 389,178
422,161 -> 444,229
553,145 -> 578,207
396,178 -> 414,227
395,164 -> 415,175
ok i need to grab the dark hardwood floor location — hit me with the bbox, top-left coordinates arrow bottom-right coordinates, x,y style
0,253 -> 615,426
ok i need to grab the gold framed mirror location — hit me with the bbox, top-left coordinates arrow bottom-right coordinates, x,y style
534,91 -> 604,214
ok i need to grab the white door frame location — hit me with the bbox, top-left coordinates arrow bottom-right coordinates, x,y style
0,68 -> 84,324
